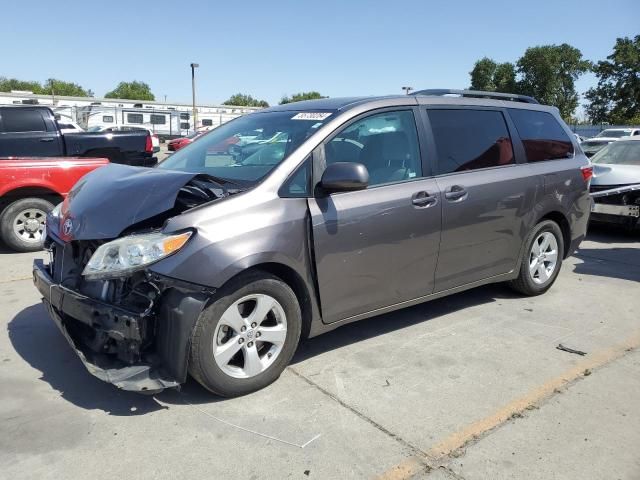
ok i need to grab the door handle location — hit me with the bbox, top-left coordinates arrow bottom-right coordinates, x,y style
412,191 -> 438,208
444,185 -> 468,201
39,138 -> 54,142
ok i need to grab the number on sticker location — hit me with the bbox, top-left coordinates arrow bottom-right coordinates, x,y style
291,112 -> 332,121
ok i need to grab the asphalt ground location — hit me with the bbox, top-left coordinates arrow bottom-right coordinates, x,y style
1,225 -> 639,479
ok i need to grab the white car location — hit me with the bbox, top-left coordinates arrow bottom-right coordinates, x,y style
581,138 -> 617,158
87,125 -> 160,153
595,128 -> 640,139
56,120 -> 84,134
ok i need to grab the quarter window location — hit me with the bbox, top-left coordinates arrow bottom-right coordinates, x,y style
508,109 -> 573,162
428,109 -> 514,175
280,158 -> 311,197
1,108 -> 46,132
127,113 -> 144,124
325,110 -> 422,187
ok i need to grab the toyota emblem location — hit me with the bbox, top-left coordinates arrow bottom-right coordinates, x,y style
62,218 -> 73,236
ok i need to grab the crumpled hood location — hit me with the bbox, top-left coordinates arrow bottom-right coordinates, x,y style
591,163 -> 640,187
59,164 -> 199,240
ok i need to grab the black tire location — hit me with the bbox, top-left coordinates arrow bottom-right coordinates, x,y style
0,198 -> 53,252
189,271 -> 301,397
509,220 -> 564,296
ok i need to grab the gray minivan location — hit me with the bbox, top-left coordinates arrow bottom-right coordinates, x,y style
33,89 -> 592,396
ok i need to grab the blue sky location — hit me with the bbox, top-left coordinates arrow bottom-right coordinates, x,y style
0,0 -> 637,110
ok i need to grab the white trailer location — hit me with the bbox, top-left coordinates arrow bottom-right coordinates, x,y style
78,106 -> 188,139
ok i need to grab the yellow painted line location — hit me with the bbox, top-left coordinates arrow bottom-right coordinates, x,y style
375,456 -> 426,480
375,330 -> 640,479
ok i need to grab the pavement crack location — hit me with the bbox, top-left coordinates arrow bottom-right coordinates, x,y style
433,466 -> 468,480
288,366 -> 433,464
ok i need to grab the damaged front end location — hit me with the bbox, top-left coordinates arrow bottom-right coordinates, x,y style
33,165 -> 243,393
590,183 -> 640,228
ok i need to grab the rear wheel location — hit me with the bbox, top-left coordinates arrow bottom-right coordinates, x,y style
0,198 -> 53,252
189,271 -> 301,397
509,220 -> 564,296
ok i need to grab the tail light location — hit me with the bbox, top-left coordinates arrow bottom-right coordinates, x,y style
581,165 -> 593,182
145,134 -> 153,153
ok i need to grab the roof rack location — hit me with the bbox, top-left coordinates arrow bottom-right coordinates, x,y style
410,89 -> 539,104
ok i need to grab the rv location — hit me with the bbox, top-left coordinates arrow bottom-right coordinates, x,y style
77,105 -> 187,140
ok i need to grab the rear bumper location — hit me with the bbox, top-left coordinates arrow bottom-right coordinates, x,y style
33,259 -> 210,393
591,202 -> 640,218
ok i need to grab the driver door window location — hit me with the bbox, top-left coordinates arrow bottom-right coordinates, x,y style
325,110 -> 422,186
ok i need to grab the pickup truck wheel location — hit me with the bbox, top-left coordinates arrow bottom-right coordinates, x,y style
0,198 -> 53,252
508,220 -> 564,296
189,271 -> 301,397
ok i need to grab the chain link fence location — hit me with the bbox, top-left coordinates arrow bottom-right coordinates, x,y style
567,124 -> 638,139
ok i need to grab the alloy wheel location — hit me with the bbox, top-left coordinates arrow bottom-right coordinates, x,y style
213,294 -> 287,379
528,231 -> 559,285
12,208 -> 46,243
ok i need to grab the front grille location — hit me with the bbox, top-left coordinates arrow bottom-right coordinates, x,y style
49,239 -> 105,289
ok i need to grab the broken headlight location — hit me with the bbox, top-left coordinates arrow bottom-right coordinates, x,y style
82,231 -> 192,279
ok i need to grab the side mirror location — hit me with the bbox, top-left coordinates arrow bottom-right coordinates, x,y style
320,162 -> 369,193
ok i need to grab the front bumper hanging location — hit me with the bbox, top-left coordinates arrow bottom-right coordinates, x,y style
33,259 -> 209,393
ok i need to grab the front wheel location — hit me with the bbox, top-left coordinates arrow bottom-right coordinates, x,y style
189,271 -> 301,397
509,220 -> 564,296
0,198 -> 53,252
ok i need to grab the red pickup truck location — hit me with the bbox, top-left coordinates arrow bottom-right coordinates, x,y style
0,157 -> 108,252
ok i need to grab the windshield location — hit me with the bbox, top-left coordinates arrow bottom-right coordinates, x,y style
591,141 -> 640,165
157,110 -> 334,183
597,129 -> 632,138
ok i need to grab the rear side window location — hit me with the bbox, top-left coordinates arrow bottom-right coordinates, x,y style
428,109 -> 514,175
508,109 -> 573,162
1,108 -> 47,132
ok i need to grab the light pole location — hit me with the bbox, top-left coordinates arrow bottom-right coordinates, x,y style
402,86 -> 413,95
190,63 -> 199,132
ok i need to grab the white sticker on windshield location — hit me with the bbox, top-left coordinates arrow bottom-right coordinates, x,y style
292,112 -> 332,121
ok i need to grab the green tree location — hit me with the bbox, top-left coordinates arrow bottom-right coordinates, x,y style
470,57 -> 498,90
222,93 -> 269,107
0,77 -> 44,93
492,62 -> 518,93
43,78 -> 90,97
104,81 -> 155,101
469,58 -> 518,93
585,35 -> 640,124
517,44 -> 591,119
279,91 -> 326,104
